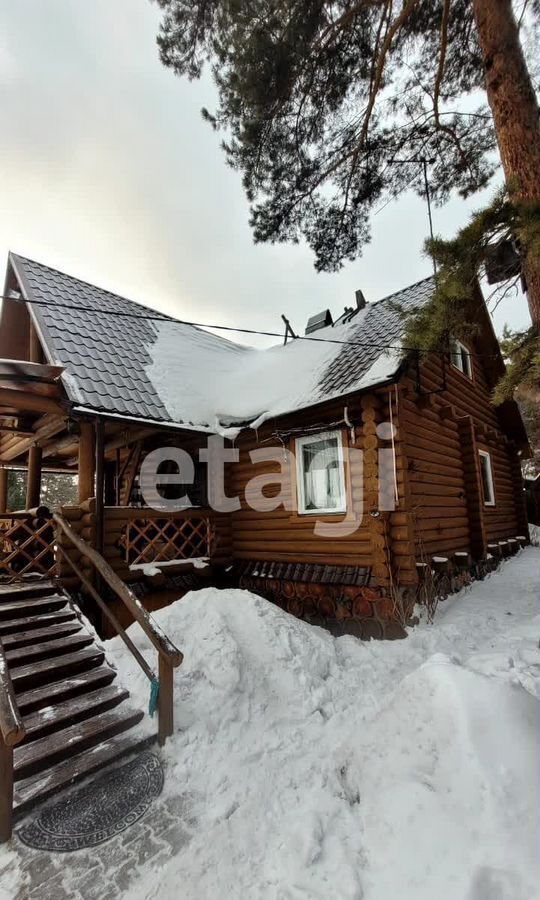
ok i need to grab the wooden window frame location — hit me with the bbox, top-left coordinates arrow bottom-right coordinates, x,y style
294,430 -> 347,516
478,449 -> 495,506
450,338 -> 473,380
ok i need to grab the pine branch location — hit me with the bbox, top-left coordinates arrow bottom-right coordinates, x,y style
433,0 -> 451,127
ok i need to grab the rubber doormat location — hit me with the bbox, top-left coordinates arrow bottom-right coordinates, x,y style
17,752 -> 164,852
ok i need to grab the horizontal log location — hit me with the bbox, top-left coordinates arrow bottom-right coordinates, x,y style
59,506 -> 83,522
104,505 -> 214,521
408,480 -> 465,498
233,548 -> 377,566
233,543 -> 374,561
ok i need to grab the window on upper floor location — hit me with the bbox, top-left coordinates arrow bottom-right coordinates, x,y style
450,338 -> 473,379
478,450 -> 495,506
295,431 -> 346,514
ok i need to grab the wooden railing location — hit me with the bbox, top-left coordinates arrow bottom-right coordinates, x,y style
124,513 -> 213,567
53,514 -> 184,747
0,507 -> 55,582
0,640 -> 26,842
94,506 -> 232,582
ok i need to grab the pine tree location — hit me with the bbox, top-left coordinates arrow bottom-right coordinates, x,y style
6,471 -> 77,512
7,471 -> 26,511
153,0 -> 540,332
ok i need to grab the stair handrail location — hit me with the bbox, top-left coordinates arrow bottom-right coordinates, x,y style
0,640 -> 25,748
53,513 -> 182,666
0,639 -> 25,843
53,513 -> 183,745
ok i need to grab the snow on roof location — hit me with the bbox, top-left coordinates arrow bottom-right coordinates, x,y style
9,253 -> 434,433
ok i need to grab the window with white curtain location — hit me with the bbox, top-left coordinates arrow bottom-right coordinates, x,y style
450,338 -> 473,378
295,431 -> 346,514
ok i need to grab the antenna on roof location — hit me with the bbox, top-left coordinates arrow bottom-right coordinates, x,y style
387,157 -> 437,277
281,314 -> 297,345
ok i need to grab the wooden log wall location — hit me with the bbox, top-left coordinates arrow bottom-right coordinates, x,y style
399,345 -> 523,559
229,397 -> 378,571
457,416 -> 486,559
476,437 -> 518,542
386,388 -> 419,588
398,376 -> 471,560
55,498 -> 96,589
359,393 -> 392,588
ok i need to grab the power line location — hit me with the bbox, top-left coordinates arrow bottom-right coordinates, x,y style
0,293 -> 501,360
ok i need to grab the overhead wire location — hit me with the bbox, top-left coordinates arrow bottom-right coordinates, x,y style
0,291 -> 502,360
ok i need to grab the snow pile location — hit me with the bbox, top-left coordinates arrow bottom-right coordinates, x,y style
146,312 -> 401,433
102,548 -> 540,900
145,322 -> 250,430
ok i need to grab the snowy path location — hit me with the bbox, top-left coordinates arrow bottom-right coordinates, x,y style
1,548 -> 539,900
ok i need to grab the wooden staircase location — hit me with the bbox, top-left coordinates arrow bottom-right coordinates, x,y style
0,580 -> 152,822
0,511 -> 183,842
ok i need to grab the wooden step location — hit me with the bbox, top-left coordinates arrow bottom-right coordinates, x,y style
0,580 -> 57,601
16,666 -> 117,715
1,621 -> 83,650
6,632 -> 94,667
0,594 -> 68,621
11,646 -> 105,692
14,706 -> 145,780
13,732 -> 156,819
0,608 -> 78,637
21,685 -> 130,744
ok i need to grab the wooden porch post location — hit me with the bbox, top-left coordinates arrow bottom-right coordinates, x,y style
78,422 -> 95,503
158,655 -> 174,746
26,445 -> 42,509
95,419 -> 105,555
0,468 -> 8,515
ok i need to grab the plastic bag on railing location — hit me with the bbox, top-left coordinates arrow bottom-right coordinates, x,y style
148,677 -> 160,717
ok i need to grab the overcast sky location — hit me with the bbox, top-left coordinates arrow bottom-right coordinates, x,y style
0,0 -> 531,349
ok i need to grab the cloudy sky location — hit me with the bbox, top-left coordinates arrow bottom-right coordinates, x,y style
0,0 -> 531,348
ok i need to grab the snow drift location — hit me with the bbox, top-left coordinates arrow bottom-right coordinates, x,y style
103,550 -> 540,900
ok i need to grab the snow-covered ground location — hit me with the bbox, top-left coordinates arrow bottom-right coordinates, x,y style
1,548 -> 539,899
106,548 -> 540,900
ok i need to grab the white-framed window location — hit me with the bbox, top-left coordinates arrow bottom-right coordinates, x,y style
450,338 -> 473,379
295,430 -> 347,515
478,450 -> 495,506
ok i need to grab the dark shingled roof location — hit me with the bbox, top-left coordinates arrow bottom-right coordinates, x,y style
316,277 -> 434,398
10,253 -> 247,425
9,253 -> 434,429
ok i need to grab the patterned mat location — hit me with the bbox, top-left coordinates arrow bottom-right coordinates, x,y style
17,752 -> 164,852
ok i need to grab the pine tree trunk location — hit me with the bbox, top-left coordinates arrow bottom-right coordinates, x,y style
473,0 -> 540,329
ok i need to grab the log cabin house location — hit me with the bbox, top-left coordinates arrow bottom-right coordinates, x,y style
0,252 -> 531,837
0,253 -> 531,635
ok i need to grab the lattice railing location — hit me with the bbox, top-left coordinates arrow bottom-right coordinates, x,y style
0,511 -> 56,582
123,514 -> 213,566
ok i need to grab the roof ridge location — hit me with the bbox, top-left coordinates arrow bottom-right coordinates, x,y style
10,251 -> 178,323
372,273 -> 435,307
10,252 -> 251,357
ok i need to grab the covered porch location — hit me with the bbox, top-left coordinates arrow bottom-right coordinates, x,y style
0,359 -> 230,622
